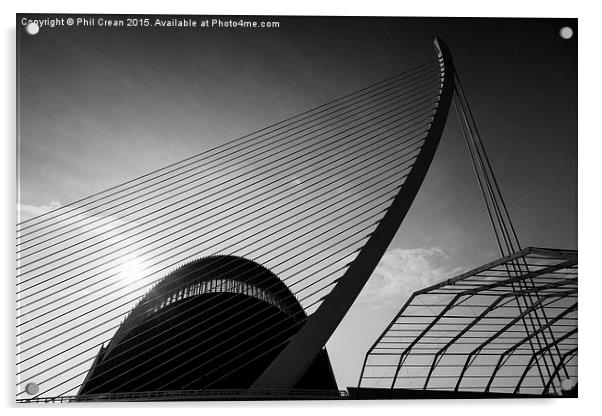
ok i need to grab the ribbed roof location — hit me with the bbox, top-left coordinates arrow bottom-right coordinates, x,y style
105,255 -> 305,356
139,255 -> 303,314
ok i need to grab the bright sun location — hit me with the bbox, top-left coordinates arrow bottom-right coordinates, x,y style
119,256 -> 146,283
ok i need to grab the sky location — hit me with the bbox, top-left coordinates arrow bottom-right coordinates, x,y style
17,15 -> 577,392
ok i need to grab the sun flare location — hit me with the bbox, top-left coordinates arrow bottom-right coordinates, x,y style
119,256 -> 146,283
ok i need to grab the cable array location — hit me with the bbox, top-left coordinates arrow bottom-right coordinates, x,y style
17,58 -> 446,399
451,71 -> 569,391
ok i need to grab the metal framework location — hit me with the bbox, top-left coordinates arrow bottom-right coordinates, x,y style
358,247 -> 578,396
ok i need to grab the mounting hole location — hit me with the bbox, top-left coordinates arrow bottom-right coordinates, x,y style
560,378 -> 575,392
559,26 -> 573,40
25,382 -> 39,395
25,22 -> 40,36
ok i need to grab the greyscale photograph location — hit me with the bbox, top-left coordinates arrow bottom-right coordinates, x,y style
15,14 -> 577,402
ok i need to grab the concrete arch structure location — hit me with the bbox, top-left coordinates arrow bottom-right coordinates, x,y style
252,38 -> 455,389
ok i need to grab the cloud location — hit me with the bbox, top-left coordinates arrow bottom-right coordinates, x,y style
18,200 -> 138,236
357,247 -> 465,306
18,201 -> 62,221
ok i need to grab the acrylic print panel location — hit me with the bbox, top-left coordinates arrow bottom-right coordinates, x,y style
16,14 -> 577,402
